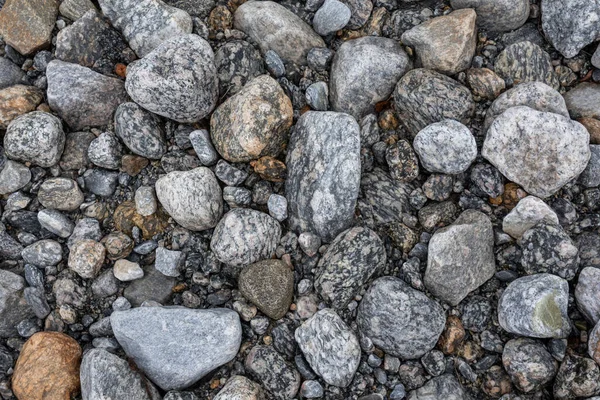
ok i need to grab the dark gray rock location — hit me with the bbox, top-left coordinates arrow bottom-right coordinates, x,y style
223,186 -> 252,208
37,209 -> 74,238
83,169 -> 119,197
245,345 -> 301,400
575,267 -> 600,324
563,82 -> 600,120
386,139 -> 419,183
214,40 -> 265,98
92,269 -> 119,298
313,0 -> 351,36
494,41 -> 560,90
580,144 -> 600,188
553,354 -> 600,399
114,102 -> 166,160
305,81 -> 329,111
307,47 -> 334,72
0,230 -> 24,260
264,50 -> 285,78
340,0 -> 372,29
0,57 -> 25,89
123,266 -> 176,306
0,270 -> 35,338
88,132 -> 122,170
68,218 -> 102,249
450,0 -> 529,32
60,131 -> 96,171
21,239 -> 62,267
407,374 -> 467,400
502,22 -> 546,47
239,259 -> 293,320
359,168 -> 413,226
214,160 -> 248,186
502,338 -> 557,392
0,160 -> 31,195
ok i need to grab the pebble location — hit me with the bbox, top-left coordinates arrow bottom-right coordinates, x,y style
494,41 -> 559,90
564,82 -> 600,120
0,85 -> 44,129
59,0 -> 96,20
113,259 -> 144,282
0,160 -> 31,195
22,239 -> 63,267
553,354 -> 600,399
214,40 -> 265,97
238,259 -> 293,319
103,232 -> 133,260
189,129 -> 218,166
0,0 -> 58,55
244,345 -> 301,399
60,131 -> 95,171
575,267 -> 600,324
135,185 -> 157,216
267,194 -> 288,221
0,270 -> 35,337
386,139 -> 419,182
123,267 -> 176,306
155,246 -> 185,277
580,145 -> 600,188
307,47 -> 334,72
114,102 -> 166,160
213,376 -> 264,400
305,81 -> 329,111
465,68 -> 506,100
23,287 -> 50,319
37,209 -> 74,238
313,0 -> 351,36
300,380 -> 324,398
407,374 -> 466,400
83,169 -> 119,197
450,0 -> 530,32
503,196 -> 560,239
223,186 -> 252,208
214,160 -> 248,186
0,57 -> 25,90
88,132 -> 122,170
264,50 -> 285,78
68,239 -> 106,279
502,338 -> 557,392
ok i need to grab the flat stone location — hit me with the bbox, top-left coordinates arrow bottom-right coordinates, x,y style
313,0 -> 351,36
69,239 -> 106,279
22,239 -> 63,266
0,0 -> 58,55
213,376 -> 264,400
0,85 -> 44,129
450,0 -> 530,32
563,82 -> 600,120
0,58 -> 25,89
407,374 -> 467,400
123,266 -> 176,306
359,168 -> 414,226
214,40 -> 265,98
37,209 -> 75,238
502,338 -> 557,392
503,196 -> 560,239
114,102 -> 166,160
113,259 -> 144,282
0,270 -> 34,337
245,345 -> 301,400
494,41 -> 560,90
575,267 -> 600,324
0,160 -> 31,195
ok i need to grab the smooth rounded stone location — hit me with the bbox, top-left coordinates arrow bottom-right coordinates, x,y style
189,129 -> 218,166
315,227 -> 386,310
425,210 -> 495,306
155,247 -> 185,277
580,145 -> 600,188
482,106 -> 591,198
330,36 -> 411,120
113,259 -> 144,282
134,186 -> 157,217
46,60 -> 128,130
451,0 -> 529,32
69,239 -> 106,279
264,50 -> 285,78
210,75 -> 293,163
300,380 -> 324,399
0,0 -> 58,55
393,68 -> 475,137
59,0 -> 96,20
239,260 -> 293,320
402,9 -> 476,75
0,85 -> 44,129
407,374 -> 467,400
357,276 -> 445,359
295,309 -> 360,387
503,196 -> 560,239
83,169 -> 119,197
4,111 -> 65,167
465,68 -> 506,100
575,267 -> 600,324
0,270 -> 34,337
483,82 -> 569,132
502,338 -> 557,392
213,376 -> 264,400
98,0 -> 192,57
210,208 -> 281,267
245,345 -> 301,400
114,102 -> 166,160
124,266 -> 176,306
386,139 -> 419,182
564,83 -> 600,120
286,111 -> 360,242
23,286 -> 50,319
306,81 -> 329,111
267,194 -> 288,221
223,186 -> 252,208
88,132 -> 122,170
214,40 -> 265,98
313,0 -> 351,36
234,1 -> 325,65
494,41 -> 560,90
0,58 -> 25,90
22,239 -> 63,267
553,354 -> 600,400
155,167 -> 222,231
125,34 -> 218,123
81,348 -> 159,400
498,273 -> 570,338
0,160 -> 31,195
413,119 -> 477,175
112,307 -> 242,390
37,209 -> 74,238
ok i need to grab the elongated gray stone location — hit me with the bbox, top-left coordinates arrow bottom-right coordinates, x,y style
0,270 -> 35,338
451,0 -> 530,32
115,102 -> 166,160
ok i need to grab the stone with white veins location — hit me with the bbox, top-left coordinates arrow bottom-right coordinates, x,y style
407,374 -> 467,400
482,106 -> 590,198
494,41 -> 559,90
503,196 -> 560,239
450,0 -> 530,32
0,160 -> 31,195
313,0 -> 351,36
125,34 -> 218,123
21,239 -> 63,267
111,306 -> 242,391
114,102 -> 166,160
295,309 -> 360,387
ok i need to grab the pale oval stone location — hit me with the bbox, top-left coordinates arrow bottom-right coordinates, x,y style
502,196 -> 560,239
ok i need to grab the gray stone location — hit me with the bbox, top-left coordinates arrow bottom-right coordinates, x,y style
553,354 -> 600,400
482,106 -> 590,198
98,0 -> 192,57
111,306 -> 242,390
502,338 -> 557,392
0,160 -> 30,195
92,270 -> 119,298
223,186 -> 252,208
210,208 -> 281,267
46,60 -> 129,130
69,239 -> 106,279
451,0 -> 530,32
114,102 -> 166,160
113,259 -> 144,282
123,266 -> 176,306
357,276 -> 446,359
307,47 -> 334,72
125,34 -> 218,123
88,132 -> 122,170
359,168 -> 413,226
0,270 -> 34,338
593,46 -> 600,69
68,218 -> 102,249
286,111 -> 360,242
563,83 -> 600,120
234,1 -> 325,65
214,40 -> 265,98
330,36 -> 410,120
21,239 -> 62,267
407,374 -> 467,400
58,0 -> 96,20
245,345 -> 301,400
575,267 -> 600,324
155,247 -> 185,277
213,376 -> 264,400
313,0 -> 351,36
580,145 -> 600,188
83,169 -> 119,197
315,227 -> 386,310
498,273 -> 570,338
214,160 -> 248,186
298,232 -> 321,257
267,194 -> 288,221
0,57 -> 25,90
300,380 -> 324,399
155,166 -> 220,229
502,22 -> 546,47
23,287 -> 50,319
494,41 -> 560,90
503,196 -> 560,239
0,230 -> 24,260
425,210 -> 495,306
163,0 -> 214,18
189,129 -> 218,166
60,131 -> 96,171
264,50 -> 285,78
306,81 -> 329,111
135,186 -> 157,216
163,392 -> 199,400
37,209 -> 74,238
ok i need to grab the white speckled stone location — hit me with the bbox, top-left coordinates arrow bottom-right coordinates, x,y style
503,196 -> 559,239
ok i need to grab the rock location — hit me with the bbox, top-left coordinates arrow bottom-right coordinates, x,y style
413,119 -> 477,175
88,132 -> 122,170
386,139 -> 419,182
0,85 -> 44,129
189,129 -> 218,166
155,247 -> 185,277
4,111 -> 65,167
46,60 -> 128,130
163,0 -> 214,18
575,267 -> 600,324
239,260 -> 293,320
83,169 -> 119,197
330,36 -> 410,119
125,34 -> 217,123
465,68 -> 506,100
123,266 -> 176,306
0,230 -> 23,260
245,345 -> 301,400
113,259 -> 144,281
12,332 -> 81,400
402,9 -> 476,75
0,160 -> 31,195
98,0 -> 192,57
210,75 -> 293,162
498,273 -> 570,338
295,309 -> 360,387
357,276 -> 446,359
0,58 -> 25,90
541,0 -> 600,58
393,68 -> 475,137
0,270 -> 34,337
213,376 -> 264,400
111,307 -> 242,390
113,200 -> 169,239
315,227 -> 385,310
214,40 -> 265,98
0,0 -> 58,55
37,209 -> 74,238
425,210 -> 495,305
450,0 -> 529,32
482,106 -> 590,198
407,374 -> 467,400
305,81 -> 329,111
580,145 -> 600,188
503,196 -> 560,238
313,0 -> 351,36
234,1 -> 325,65
307,47 -> 334,71
359,168 -> 413,226
22,239 -> 63,266
502,338 -> 557,392
553,354 -> 600,400
286,111 -> 360,242
494,41 -> 560,90
210,208 -> 281,267
135,186 -> 157,216
155,167 -> 222,231
267,194 -> 288,221
114,102 -> 166,160
60,131 -> 96,171
69,239 -> 106,279
58,0 -> 96,20
215,160 -> 248,186
81,348 -> 159,400
564,83 -> 600,120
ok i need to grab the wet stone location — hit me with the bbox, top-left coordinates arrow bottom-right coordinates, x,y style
494,41 -> 560,90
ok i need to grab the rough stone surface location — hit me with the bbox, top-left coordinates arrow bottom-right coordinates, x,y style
502,338 -> 557,392
503,196 -> 560,238
0,270 -> 34,337
113,259 -> 144,282
69,239 -> 106,279
494,41 -> 560,90
214,40 -> 265,98
553,354 -> 600,399
0,0 -> 58,55
114,102 -> 166,160
580,145 -> 600,188
575,267 -> 600,324
564,82 -> 600,120
407,374 -> 467,400
465,68 -> 506,100
0,58 -> 25,90
123,266 -> 176,306
239,260 -> 293,320
245,345 -> 301,400
0,85 -> 44,129
58,0 -> 96,20
22,239 -> 63,266
451,0 -> 530,32
213,376 -> 264,400
0,160 -> 31,195
359,168 -> 414,226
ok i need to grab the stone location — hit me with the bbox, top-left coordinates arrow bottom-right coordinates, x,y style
155,167 -> 222,231
286,111 -> 360,242
223,186 -> 252,208
4,111 -> 65,167
313,0 -> 351,36
211,208 -> 281,267
386,139 -> 419,182
494,41 -> 560,90
502,338 -> 557,392
330,36 -> 410,119
60,131 -> 96,170
359,168 -> 413,226
393,68 -> 475,136
295,309 -> 360,387
413,119 -> 477,175
111,307 -> 242,390
114,259 -> 144,281
450,0 -> 529,32
498,273 -> 570,338
503,196 -> 560,238
88,132 -> 122,170
23,287 -> 50,319
482,106 -> 590,198
465,68 -> 506,100
402,9 -> 476,75
425,210 -> 495,305
0,160 -> 30,195
135,185 -> 157,216
305,81 -> 329,111
0,270 -> 34,337
0,230 -> 24,260
37,209 -> 74,238
594,46 -> 600,69
307,47 -> 334,72
210,75 -> 293,162
113,200 -> 169,239
98,0 -> 192,57
245,345 -> 301,400
215,160 -> 248,186
214,40 -> 265,98
163,0 -> 214,18
575,267 -> 600,324
59,0 -> 96,20
125,34 -> 217,123
264,50 -> 285,78
69,239 -> 106,279
234,1 -> 325,65
189,129 -> 218,166
553,354 -> 600,399
123,266 -> 176,306
155,247 -> 185,277
46,60 -> 128,130
238,259 -> 293,320
213,376 -> 264,400
267,194 -> 288,221
407,374 -> 467,400
300,380 -> 324,399
0,0 -> 58,55
22,239 -> 63,266
114,102 -> 166,160
357,276 -> 446,359
0,58 -> 25,89
84,169 -> 119,197
0,85 -> 44,129
564,83 -> 600,120
580,145 -> 600,188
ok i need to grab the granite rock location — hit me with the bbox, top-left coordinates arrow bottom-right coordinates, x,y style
0,85 -> 44,129
503,196 -> 560,239
386,139 -> 419,182
502,338 -> 557,392
553,354 -> 600,399
213,376 -> 264,400
0,58 -> 25,90
239,259 -> 293,320
0,160 -> 31,195
359,168 -> 413,226
189,129 -> 218,166
575,267 -> 600,324
494,41 -> 560,90
465,68 -> 506,100
214,40 -> 264,98
22,239 -> 63,266
114,102 -> 166,160
407,374 -> 467,400
0,0 -> 58,55
88,132 -> 122,170
123,266 -> 176,306
563,82 -> 600,120
450,0 -> 529,32
245,345 -> 301,400
69,239 -> 106,279
580,145 -> 600,188
0,270 -> 35,337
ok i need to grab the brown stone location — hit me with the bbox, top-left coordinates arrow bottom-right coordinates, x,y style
0,85 -> 44,128
483,365 -> 513,398
502,183 -> 527,211
12,331 -> 82,400
378,109 -> 399,131
387,222 -> 419,254
113,201 -> 169,239
466,68 -> 506,100
437,315 -> 465,355
250,156 -> 287,182
579,117 -> 600,145
121,154 -> 149,176
102,231 -> 134,260
457,340 -> 484,363
0,0 -> 58,55
208,5 -> 233,33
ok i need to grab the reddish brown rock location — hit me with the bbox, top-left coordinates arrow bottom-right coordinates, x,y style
437,315 -> 465,355
0,85 -> 44,128
250,156 -> 287,182
0,0 -> 58,55
579,117 -> 600,145
121,155 -> 149,176
113,201 -> 169,239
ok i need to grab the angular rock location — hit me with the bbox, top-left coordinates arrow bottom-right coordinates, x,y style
0,58 -> 25,90
58,0 -> 96,20
0,270 -> 34,337
123,266 -> 176,306
88,132 -> 122,170
239,260 -> 293,320
0,0 -> 58,55
0,85 -> 44,129
114,102 -> 166,160
83,169 -> 119,197
60,131 -> 96,171
313,0 -> 351,36
113,259 -> 144,282
213,376 -> 264,400
465,68 -> 506,100
37,209 -> 75,238
553,354 -> 600,400
563,82 -> 600,120
0,160 -> 31,195
214,40 -> 265,98
22,239 -> 63,267
450,0 -> 529,32
245,345 -> 301,400
575,267 -> 600,324
359,168 -> 414,226
407,374 -> 467,400
502,338 -> 557,392
503,196 -> 560,238
494,41 -> 560,90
